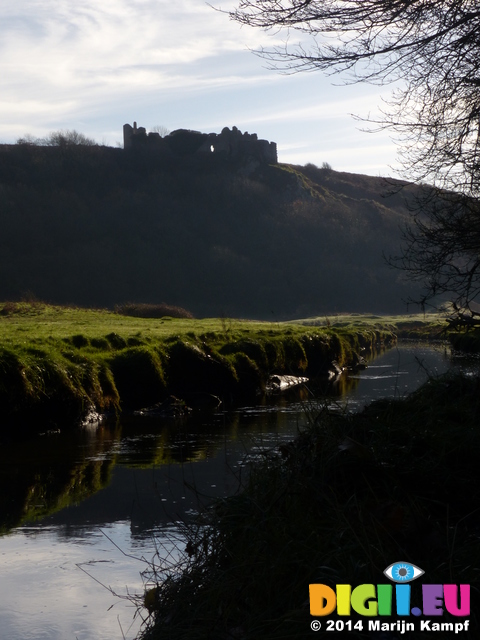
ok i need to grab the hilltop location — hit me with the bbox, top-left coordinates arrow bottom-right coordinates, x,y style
0,142 -> 423,318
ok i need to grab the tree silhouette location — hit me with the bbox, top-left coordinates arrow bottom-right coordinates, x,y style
228,1 -> 480,313
17,130 -> 97,146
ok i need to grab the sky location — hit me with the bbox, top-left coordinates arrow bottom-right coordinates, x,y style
1,0 -> 402,176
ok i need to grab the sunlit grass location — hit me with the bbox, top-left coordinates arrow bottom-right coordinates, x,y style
0,302 -> 397,435
292,311 -> 449,339
0,301 -> 282,345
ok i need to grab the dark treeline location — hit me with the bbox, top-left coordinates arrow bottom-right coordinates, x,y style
0,144 -> 423,318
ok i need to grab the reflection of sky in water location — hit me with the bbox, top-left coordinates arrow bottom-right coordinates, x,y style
0,343 -> 477,640
0,521 -> 186,640
0,523 -> 149,640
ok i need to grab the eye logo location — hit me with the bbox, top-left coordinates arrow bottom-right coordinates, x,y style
384,562 -> 424,583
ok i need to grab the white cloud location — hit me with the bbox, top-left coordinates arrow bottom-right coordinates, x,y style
0,0 -> 400,175
1,1 -> 277,134
1,0 -> 268,88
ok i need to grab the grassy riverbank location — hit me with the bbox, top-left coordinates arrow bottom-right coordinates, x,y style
292,311 -> 450,339
140,372 -> 480,639
0,302 -> 396,435
295,310 -> 480,349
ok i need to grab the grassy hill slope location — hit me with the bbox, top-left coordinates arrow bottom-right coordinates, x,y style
0,144 -> 422,318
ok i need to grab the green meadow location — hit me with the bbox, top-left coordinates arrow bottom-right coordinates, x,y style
292,311 -> 450,338
1,303 -> 445,346
0,302 -> 400,435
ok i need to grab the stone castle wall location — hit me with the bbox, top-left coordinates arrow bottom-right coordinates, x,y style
123,123 -> 277,164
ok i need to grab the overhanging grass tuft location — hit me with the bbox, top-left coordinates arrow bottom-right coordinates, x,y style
0,347 -> 91,431
227,352 -> 264,394
219,338 -> 269,371
167,339 -> 238,396
282,336 -> 308,373
108,346 -> 167,409
105,332 -> 128,349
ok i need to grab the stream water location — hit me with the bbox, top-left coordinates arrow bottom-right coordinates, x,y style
0,342 -> 477,640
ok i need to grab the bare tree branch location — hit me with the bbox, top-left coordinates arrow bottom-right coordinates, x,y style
226,0 -> 480,310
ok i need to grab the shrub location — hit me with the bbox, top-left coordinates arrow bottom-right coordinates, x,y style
0,302 -> 21,316
17,130 -> 97,147
114,302 -> 194,319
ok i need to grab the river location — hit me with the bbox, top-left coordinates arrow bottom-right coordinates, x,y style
0,342 -> 477,640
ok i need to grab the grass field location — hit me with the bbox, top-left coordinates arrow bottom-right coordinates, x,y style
0,302 -> 399,435
0,301 -> 264,344
0,303 -> 449,344
292,311 -> 450,339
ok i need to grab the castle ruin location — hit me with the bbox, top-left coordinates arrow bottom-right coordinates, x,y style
123,122 -> 277,164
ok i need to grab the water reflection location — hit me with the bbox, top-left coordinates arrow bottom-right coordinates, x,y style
0,342 -> 477,640
0,428 -> 116,534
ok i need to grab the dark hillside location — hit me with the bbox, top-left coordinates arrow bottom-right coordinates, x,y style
0,144 -> 421,318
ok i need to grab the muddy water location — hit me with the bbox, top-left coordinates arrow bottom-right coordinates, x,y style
0,343 -> 476,640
